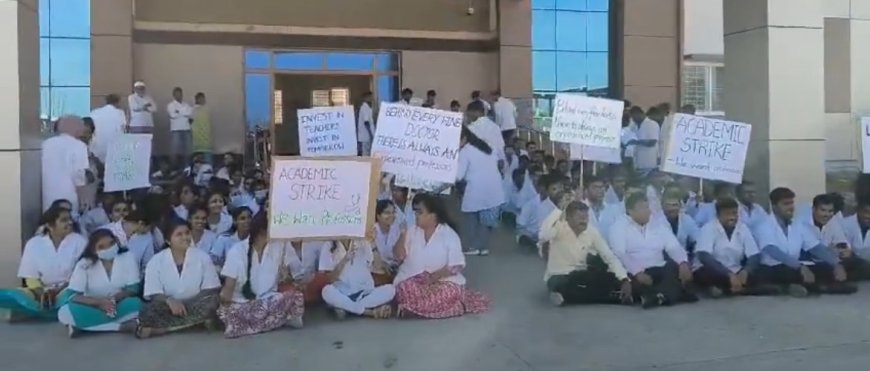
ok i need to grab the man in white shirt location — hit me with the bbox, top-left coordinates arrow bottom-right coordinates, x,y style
632,107 -> 661,175
89,94 -> 128,163
735,180 -> 769,230
491,90 -> 518,144
843,199 -> 870,262
608,193 -> 697,308
42,116 -> 92,215
465,100 -> 505,162
471,90 -> 491,116
654,191 -> 700,256
127,81 -> 156,134
422,90 -> 438,109
357,91 -> 375,156
167,87 -> 194,166
810,194 -> 870,280
399,88 -> 413,105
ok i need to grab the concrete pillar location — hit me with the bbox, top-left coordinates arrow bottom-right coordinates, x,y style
723,0 -> 825,202
90,0 -> 133,109
0,0 -> 41,285
497,0 -> 532,121
618,0 -> 682,108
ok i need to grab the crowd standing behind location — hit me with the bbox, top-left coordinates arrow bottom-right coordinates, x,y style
2,86 -> 869,342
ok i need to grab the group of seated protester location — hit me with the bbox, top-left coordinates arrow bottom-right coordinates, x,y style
524,168 -> 870,308
0,159 -> 489,339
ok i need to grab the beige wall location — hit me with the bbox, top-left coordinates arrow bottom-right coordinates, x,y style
135,0 -> 491,33
683,0 -> 723,56
620,0 -> 682,108
497,0 -> 531,101
90,0 -> 133,106
401,51 -> 499,108
132,43 -> 245,155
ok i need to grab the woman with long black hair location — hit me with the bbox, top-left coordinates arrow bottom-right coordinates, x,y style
456,126 -> 505,256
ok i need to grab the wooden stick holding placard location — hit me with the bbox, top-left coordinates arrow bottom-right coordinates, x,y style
267,156 -> 381,242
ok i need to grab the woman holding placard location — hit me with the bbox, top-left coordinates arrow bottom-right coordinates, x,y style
319,237 -> 395,320
456,126 -> 506,256
393,194 -> 489,319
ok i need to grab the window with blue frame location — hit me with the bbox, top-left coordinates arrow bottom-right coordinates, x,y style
243,50 -> 400,130
532,0 -> 609,118
40,0 -> 91,122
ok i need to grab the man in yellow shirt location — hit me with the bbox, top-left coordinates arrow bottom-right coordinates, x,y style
540,200 -> 633,306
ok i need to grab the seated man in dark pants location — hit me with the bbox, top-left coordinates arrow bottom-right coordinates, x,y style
751,187 -> 857,296
609,193 -> 697,309
693,197 -> 779,297
540,201 -> 632,306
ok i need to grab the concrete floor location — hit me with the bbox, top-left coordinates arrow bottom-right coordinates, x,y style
3,222 -> 870,371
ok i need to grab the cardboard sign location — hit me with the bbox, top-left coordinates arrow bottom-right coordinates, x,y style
569,144 -> 622,164
269,157 -> 380,240
661,114 -> 751,184
297,106 -> 357,157
103,134 -> 152,192
863,117 -> 870,174
371,103 -> 463,184
550,94 -> 623,149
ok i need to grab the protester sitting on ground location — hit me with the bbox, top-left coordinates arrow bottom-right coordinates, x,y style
839,197 -> 870,277
80,192 -> 118,234
373,200 -> 405,285
204,190 -> 232,235
609,193 -> 697,309
736,181 -> 768,230
218,214 -> 304,338
100,207 -> 153,270
517,173 -> 562,251
320,237 -> 395,320
0,207 -> 87,321
172,180 -> 198,221
215,153 -> 238,181
188,204 -> 218,254
751,188 -> 857,296
58,229 -> 142,337
505,168 -> 537,218
210,207 -> 253,266
581,175 -> 608,227
694,182 -> 736,226
138,219 -> 221,339
597,180 -> 645,238
393,194 -> 489,319
540,200 -> 632,306
603,170 -> 628,205
283,240 -> 330,305
653,190 -> 700,257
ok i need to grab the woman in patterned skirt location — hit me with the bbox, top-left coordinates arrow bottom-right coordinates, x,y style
217,214 -> 304,338
137,219 -> 221,338
393,194 -> 489,319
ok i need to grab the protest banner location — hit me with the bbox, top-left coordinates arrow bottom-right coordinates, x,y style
550,94 -> 623,149
370,103 -> 463,184
569,144 -> 622,164
394,173 -> 451,195
297,105 -> 357,157
269,157 -> 380,240
863,117 -> 870,174
661,114 -> 751,184
103,134 -> 152,192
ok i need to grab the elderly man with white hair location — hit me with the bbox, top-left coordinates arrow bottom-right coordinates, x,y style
127,81 -> 157,134
42,116 -> 93,215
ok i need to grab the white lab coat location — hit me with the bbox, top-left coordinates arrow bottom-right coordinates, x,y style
17,233 -> 88,287
42,134 -> 90,214
143,248 -> 221,300
394,224 -> 466,285
694,220 -> 759,273
88,104 -> 128,163
493,97 -> 517,131
456,144 -> 506,213
468,117 -> 506,161
221,240 -> 288,303
67,253 -> 140,297
318,240 -> 377,295
128,93 -> 156,128
167,100 -> 194,131
357,102 -> 375,143
842,215 -> 870,253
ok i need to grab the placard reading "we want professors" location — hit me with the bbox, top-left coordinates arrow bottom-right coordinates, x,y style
371,103 -> 463,184
661,114 -> 752,184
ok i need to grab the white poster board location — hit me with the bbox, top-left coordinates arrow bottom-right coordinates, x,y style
862,117 -> 870,173
550,94 -> 623,149
569,144 -> 622,164
394,173 -> 451,195
371,103 -> 463,184
297,105 -> 357,157
661,114 -> 752,184
103,134 -> 152,192
269,157 -> 379,240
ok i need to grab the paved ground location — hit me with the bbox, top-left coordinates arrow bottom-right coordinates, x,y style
4,218 -> 870,371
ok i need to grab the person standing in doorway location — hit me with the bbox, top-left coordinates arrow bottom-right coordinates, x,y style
167,87 -> 194,167
128,81 -> 156,134
89,94 -> 127,164
357,91 -> 375,156
191,92 -> 212,161
491,90 -> 518,144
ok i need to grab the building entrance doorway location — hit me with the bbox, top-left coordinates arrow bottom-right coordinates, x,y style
272,74 -> 372,155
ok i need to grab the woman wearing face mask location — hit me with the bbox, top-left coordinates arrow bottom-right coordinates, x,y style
218,214 -> 305,338
172,181 -> 199,221
137,219 -> 221,339
102,208 -> 154,272
0,207 -> 87,321
57,229 -> 143,337
210,207 -> 253,266
187,204 -> 218,253
204,190 -> 232,235
372,200 -> 405,285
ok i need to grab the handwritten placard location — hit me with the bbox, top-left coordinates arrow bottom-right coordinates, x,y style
661,114 -> 751,183
394,173 -> 451,195
297,106 -> 357,157
269,157 -> 379,240
371,103 -> 463,184
862,117 -> 870,174
569,144 -> 622,164
550,94 -> 623,149
104,134 -> 152,192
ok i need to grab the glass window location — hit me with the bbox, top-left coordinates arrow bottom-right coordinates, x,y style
245,73 -> 271,129
532,10 -> 556,50
532,0 -> 555,9
326,53 -> 374,70
555,51 -> 587,91
375,53 -> 399,72
587,0 -> 609,11
555,11 -> 587,51
532,51 -> 556,91
681,65 -> 708,111
244,50 -> 271,69
40,87 -> 51,120
587,52 -> 609,90
40,38 -> 49,86
587,12 -> 609,52
39,0 -> 50,37
274,52 -> 323,70
377,75 -> 398,103
712,66 -> 725,112
555,0 -> 586,11
45,87 -> 90,118
49,38 -> 90,86
48,0 -> 90,38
